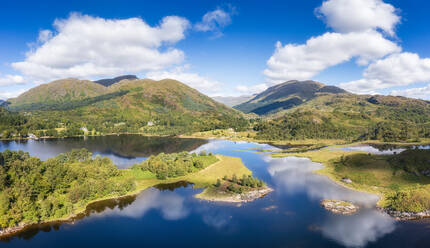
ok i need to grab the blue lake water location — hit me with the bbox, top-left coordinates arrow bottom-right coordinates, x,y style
1,135 -> 429,248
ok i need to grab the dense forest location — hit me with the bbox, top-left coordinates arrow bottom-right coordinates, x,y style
0,149 -> 216,229
132,151 -> 218,179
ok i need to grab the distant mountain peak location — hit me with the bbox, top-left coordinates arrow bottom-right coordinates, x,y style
234,80 -> 348,115
95,75 -> 138,87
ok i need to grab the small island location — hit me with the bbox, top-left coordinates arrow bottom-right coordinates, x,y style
0,149 -> 271,237
196,174 -> 273,203
321,200 -> 359,215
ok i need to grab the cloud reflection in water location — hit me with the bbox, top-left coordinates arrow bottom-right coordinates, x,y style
321,209 -> 395,247
93,188 -> 189,220
266,156 -> 379,206
266,156 -> 396,247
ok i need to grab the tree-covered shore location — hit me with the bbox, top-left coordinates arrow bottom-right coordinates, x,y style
0,148 -> 268,237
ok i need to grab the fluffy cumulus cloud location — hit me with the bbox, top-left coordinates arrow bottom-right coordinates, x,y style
263,0 -> 401,85
12,13 -> 190,83
0,74 -> 25,87
146,66 -> 223,95
264,31 -> 400,83
195,6 -> 236,37
316,0 -> 400,35
340,52 -> 430,93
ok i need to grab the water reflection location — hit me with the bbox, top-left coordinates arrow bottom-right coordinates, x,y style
265,156 -> 396,247
1,137 -> 425,248
333,143 -> 430,155
0,135 -> 207,168
93,187 -> 189,220
321,209 -> 395,247
266,156 -> 379,206
338,145 -> 405,155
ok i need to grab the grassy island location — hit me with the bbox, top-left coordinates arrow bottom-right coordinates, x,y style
196,174 -> 273,203
0,148 -> 268,236
275,148 -> 430,216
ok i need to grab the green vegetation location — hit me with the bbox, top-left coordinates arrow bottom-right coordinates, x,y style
131,151 -> 218,179
1,78 -> 247,139
279,148 -> 430,213
3,78 -> 430,144
214,174 -> 265,194
252,94 -> 430,142
0,148 -> 259,232
0,149 -> 134,229
234,80 -> 347,114
0,108 -> 28,139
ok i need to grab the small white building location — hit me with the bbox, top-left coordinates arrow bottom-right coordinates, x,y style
28,133 -> 38,140
147,121 -> 155,126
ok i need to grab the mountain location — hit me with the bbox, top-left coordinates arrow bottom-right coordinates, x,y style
212,95 -> 254,107
235,80 -> 348,115
8,78 -> 111,108
95,75 -> 138,87
7,77 -> 246,136
253,91 -> 430,142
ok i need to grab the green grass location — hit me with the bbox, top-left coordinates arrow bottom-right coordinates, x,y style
276,148 -> 430,212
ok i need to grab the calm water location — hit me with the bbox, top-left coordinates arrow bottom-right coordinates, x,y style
1,135 -> 430,248
330,143 -> 430,155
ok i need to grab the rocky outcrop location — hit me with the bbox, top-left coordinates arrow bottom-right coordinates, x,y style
341,177 -> 352,184
238,187 -> 274,202
199,186 -> 274,203
383,209 -> 430,220
321,200 -> 359,215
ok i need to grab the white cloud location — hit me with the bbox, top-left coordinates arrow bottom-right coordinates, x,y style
195,6 -> 235,37
236,83 -> 268,95
146,66 -> 223,96
0,89 -> 25,100
0,74 -> 25,87
264,31 -> 400,83
390,84 -> 430,100
38,30 -> 53,42
12,13 -> 190,83
340,52 -> 430,93
316,0 -> 400,36
262,0 -> 404,87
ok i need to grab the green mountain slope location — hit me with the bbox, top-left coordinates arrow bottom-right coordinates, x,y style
5,77 -> 247,136
235,80 -> 348,115
254,93 -> 430,142
8,78 -> 111,108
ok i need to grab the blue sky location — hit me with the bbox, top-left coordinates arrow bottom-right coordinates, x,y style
1,0 -> 430,99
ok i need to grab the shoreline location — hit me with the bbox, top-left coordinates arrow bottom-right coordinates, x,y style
273,150 -> 430,221
0,184 -> 274,238
0,154 -> 271,238
3,131 -> 429,147
1,136 -> 429,238
196,186 -> 274,203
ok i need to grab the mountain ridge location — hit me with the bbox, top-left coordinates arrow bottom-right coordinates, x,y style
234,80 -> 348,115
95,75 -> 138,87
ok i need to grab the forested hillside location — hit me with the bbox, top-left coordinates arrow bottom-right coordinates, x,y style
253,94 -> 430,142
1,77 -> 247,138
